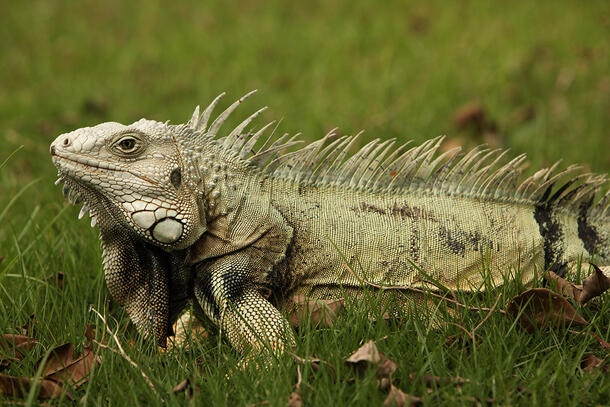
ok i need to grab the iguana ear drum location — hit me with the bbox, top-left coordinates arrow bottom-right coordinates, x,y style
152,217 -> 184,244
170,168 -> 181,189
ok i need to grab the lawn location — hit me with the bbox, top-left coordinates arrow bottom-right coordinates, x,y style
1,1 -> 608,405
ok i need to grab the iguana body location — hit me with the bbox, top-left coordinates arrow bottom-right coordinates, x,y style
50,91 -> 609,355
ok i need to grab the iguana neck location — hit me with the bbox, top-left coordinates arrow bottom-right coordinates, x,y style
193,151 -> 250,222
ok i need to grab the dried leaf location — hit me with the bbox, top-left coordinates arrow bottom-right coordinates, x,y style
581,354 -> 608,373
0,334 -> 40,360
346,340 -> 383,367
0,373 -> 69,399
546,266 -> 610,305
383,385 -> 422,407
38,342 -> 99,388
286,391 -> 302,407
378,377 -> 392,392
289,295 -> 344,328
579,265 -> 610,304
506,288 -> 588,332
377,358 -> 398,380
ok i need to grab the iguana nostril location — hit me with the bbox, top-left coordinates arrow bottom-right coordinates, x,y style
63,137 -> 71,146
50,145 -> 56,155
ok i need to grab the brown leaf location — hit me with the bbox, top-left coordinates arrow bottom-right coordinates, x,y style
383,385 -> 422,407
0,373 -> 69,399
0,334 -> 40,360
286,391 -> 302,407
377,358 -> 398,380
579,265 -> 610,304
546,265 -> 610,305
506,288 -> 588,332
581,354 -> 609,373
346,340 -> 383,366
378,377 -> 392,392
289,295 -> 344,328
84,324 -> 95,342
38,342 -> 99,388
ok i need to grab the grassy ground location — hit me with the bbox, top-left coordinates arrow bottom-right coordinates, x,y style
1,0 -> 609,405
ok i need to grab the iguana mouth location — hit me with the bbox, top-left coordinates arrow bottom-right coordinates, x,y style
52,152 -> 156,185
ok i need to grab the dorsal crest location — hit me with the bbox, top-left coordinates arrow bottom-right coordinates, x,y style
182,92 -> 609,221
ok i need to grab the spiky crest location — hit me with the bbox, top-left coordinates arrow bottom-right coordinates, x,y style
183,92 -> 609,220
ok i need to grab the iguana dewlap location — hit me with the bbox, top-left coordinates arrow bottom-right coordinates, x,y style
50,91 -> 609,355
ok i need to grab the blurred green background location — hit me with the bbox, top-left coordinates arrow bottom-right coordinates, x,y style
0,1 -> 609,404
1,0 -> 608,186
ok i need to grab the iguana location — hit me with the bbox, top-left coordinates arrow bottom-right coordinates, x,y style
50,91 -> 609,356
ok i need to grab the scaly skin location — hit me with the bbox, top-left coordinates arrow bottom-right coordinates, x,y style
50,91 -> 609,356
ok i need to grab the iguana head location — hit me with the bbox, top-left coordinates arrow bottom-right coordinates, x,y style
50,118 -> 206,249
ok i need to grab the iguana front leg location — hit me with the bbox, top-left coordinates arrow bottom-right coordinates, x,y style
193,251 -> 296,356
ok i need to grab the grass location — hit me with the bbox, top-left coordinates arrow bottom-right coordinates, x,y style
1,0 -> 609,405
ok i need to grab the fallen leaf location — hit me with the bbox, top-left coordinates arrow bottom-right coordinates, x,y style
579,265 -> 610,304
580,354 -> 608,373
377,358 -> 398,380
346,340 -> 383,367
38,341 -> 99,388
506,288 -> 588,332
378,377 -> 392,392
546,266 -> 610,305
84,324 -> 95,342
286,391 -> 302,407
0,334 -> 40,360
0,373 -> 69,399
383,385 -> 422,406
289,296 -> 344,328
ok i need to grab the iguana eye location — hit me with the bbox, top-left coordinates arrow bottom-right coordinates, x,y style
119,138 -> 136,151
109,134 -> 145,156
